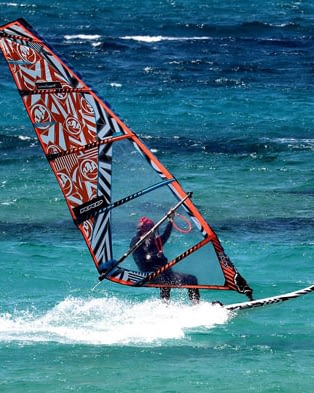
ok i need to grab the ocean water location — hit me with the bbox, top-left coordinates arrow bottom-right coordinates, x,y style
0,1 -> 313,392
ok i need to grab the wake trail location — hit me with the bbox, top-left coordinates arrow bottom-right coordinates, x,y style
0,296 -> 230,345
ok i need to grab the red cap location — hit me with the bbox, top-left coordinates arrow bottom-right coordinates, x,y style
137,217 -> 155,232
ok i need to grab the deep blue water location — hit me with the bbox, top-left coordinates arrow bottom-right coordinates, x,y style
0,1 -> 313,392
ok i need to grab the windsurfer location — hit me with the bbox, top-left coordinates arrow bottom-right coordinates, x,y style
130,215 -> 200,303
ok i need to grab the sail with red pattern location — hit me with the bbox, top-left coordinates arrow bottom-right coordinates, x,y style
0,19 -> 253,299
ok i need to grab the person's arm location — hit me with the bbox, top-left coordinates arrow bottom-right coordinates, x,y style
160,220 -> 173,244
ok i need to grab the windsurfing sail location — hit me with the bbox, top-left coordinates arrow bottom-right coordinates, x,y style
0,19 -> 253,299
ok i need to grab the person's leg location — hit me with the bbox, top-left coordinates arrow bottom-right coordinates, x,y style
171,272 -> 200,303
188,288 -> 200,303
160,287 -> 171,302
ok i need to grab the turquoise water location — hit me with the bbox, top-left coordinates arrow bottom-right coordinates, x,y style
0,1 -> 313,392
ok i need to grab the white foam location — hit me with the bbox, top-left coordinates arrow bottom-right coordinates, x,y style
121,35 -> 211,43
110,82 -> 122,88
64,34 -> 101,41
18,135 -> 31,141
0,296 -> 231,345
1,198 -> 16,206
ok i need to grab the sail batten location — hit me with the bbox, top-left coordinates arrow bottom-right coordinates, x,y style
0,18 -> 253,299
20,87 -> 90,95
46,134 -> 129,161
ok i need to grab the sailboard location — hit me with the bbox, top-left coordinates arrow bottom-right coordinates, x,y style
224,284 -> 314,311
0,19 -> 310,309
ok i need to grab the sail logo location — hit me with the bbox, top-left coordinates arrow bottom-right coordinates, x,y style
58,172 -> 72,196
17,45 -> 37,64
65,116 -> 81,135
31,104 -> 51,126
219,253 -> 233,268
80,199 -> 104,215
47,144 -> 62,155
81,97 -> 94,114
80,158 -> 98,181
82,220 -> 93,239
54,91 -> 68,100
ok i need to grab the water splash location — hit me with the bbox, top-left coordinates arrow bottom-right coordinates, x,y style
0,296 -> 230,345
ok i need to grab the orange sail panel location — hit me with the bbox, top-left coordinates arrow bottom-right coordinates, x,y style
0,19 -> 252,298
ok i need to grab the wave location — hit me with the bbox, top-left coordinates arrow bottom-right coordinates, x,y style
64,32 -> 312,50
63,34 -> 212,49
117,22 -> 304,44
141,135 -> 314,157
0,133 -> 37,147
264,137 -> 314,150
0,296 -> 229,345
63,34 -> 103,48
0,133 -> 41,163
0,221 -> 76,242
220,217 -> 314,237
175,20 -> 305,36
120,35 -> 212,43
1,2 -> 37,8
64,34 -> 101,41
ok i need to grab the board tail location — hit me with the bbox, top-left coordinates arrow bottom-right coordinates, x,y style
225,284 -> 314,311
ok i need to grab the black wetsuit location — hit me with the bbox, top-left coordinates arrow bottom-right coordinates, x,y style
130,221 -> 200,302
